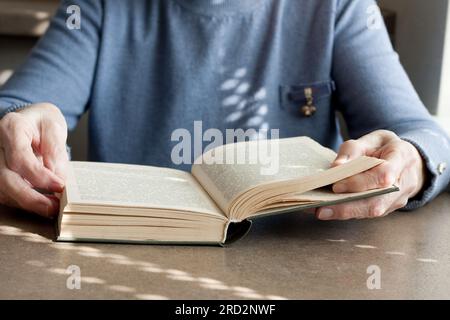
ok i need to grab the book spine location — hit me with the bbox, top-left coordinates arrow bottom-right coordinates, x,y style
222,220 -> 253,246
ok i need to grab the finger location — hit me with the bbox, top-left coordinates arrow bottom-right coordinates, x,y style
0,117 -> 64,192
332,148 -> 404,193
0,182 -> 60,217
0,167 -> 60,218
386,195 -> 409,215
0,189 -> 20,209
385,169 -> 416,213
316,194 -> 395,220
39,118 -> 69,180
332,139 -> 368,166
332,130 -> 399,166
357,130 -> 399,150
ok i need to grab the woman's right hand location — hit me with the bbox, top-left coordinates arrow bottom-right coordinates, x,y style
0,103 -> 69,218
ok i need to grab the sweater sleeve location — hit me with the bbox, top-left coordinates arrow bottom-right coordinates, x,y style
0,0 -> 103,130
332,0 -> 450,209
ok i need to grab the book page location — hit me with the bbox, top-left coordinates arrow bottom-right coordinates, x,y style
248,186 -> 398,219
66,162 -> 224,218
262,186 -> 397,205
286,187 -> 396,202
191,137 -> 337,214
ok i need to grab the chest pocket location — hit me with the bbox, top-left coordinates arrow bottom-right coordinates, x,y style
279,80 -> 336,117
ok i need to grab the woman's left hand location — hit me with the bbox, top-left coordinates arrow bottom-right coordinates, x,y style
316,130 -> 426,220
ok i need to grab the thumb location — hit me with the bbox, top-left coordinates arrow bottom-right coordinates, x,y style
332,131 -> 398,167
332,139 -> 369,167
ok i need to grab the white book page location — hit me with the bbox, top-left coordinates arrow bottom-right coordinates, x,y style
65,162 -> 224,218
191,137 -> 337,214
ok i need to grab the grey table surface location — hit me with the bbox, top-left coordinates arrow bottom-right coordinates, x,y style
1,193 -> 450,300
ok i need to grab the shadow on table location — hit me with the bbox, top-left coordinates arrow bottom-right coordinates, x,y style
0,205 -> 55,240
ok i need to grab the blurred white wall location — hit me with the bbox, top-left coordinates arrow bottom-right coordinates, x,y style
379,0 -> 449,116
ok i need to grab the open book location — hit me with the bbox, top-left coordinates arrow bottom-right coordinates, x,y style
57,137 -> 398,245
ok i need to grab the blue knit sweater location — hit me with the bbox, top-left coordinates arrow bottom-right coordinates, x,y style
0,0 -> 449,209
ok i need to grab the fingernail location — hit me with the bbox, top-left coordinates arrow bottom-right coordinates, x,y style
50,180 -> 64,192
318,208 -> 334,220
334,155 -> 349,165
46,201 -> 59,218
333,183 -> 347,193
46,207 -> 54,218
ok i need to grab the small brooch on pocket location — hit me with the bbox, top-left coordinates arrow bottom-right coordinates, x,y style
300,87 -> 316,117
282,81 -> 336,118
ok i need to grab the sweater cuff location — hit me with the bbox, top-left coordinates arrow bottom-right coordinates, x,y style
398,128 -> 450,210
0,100 -> 32,119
